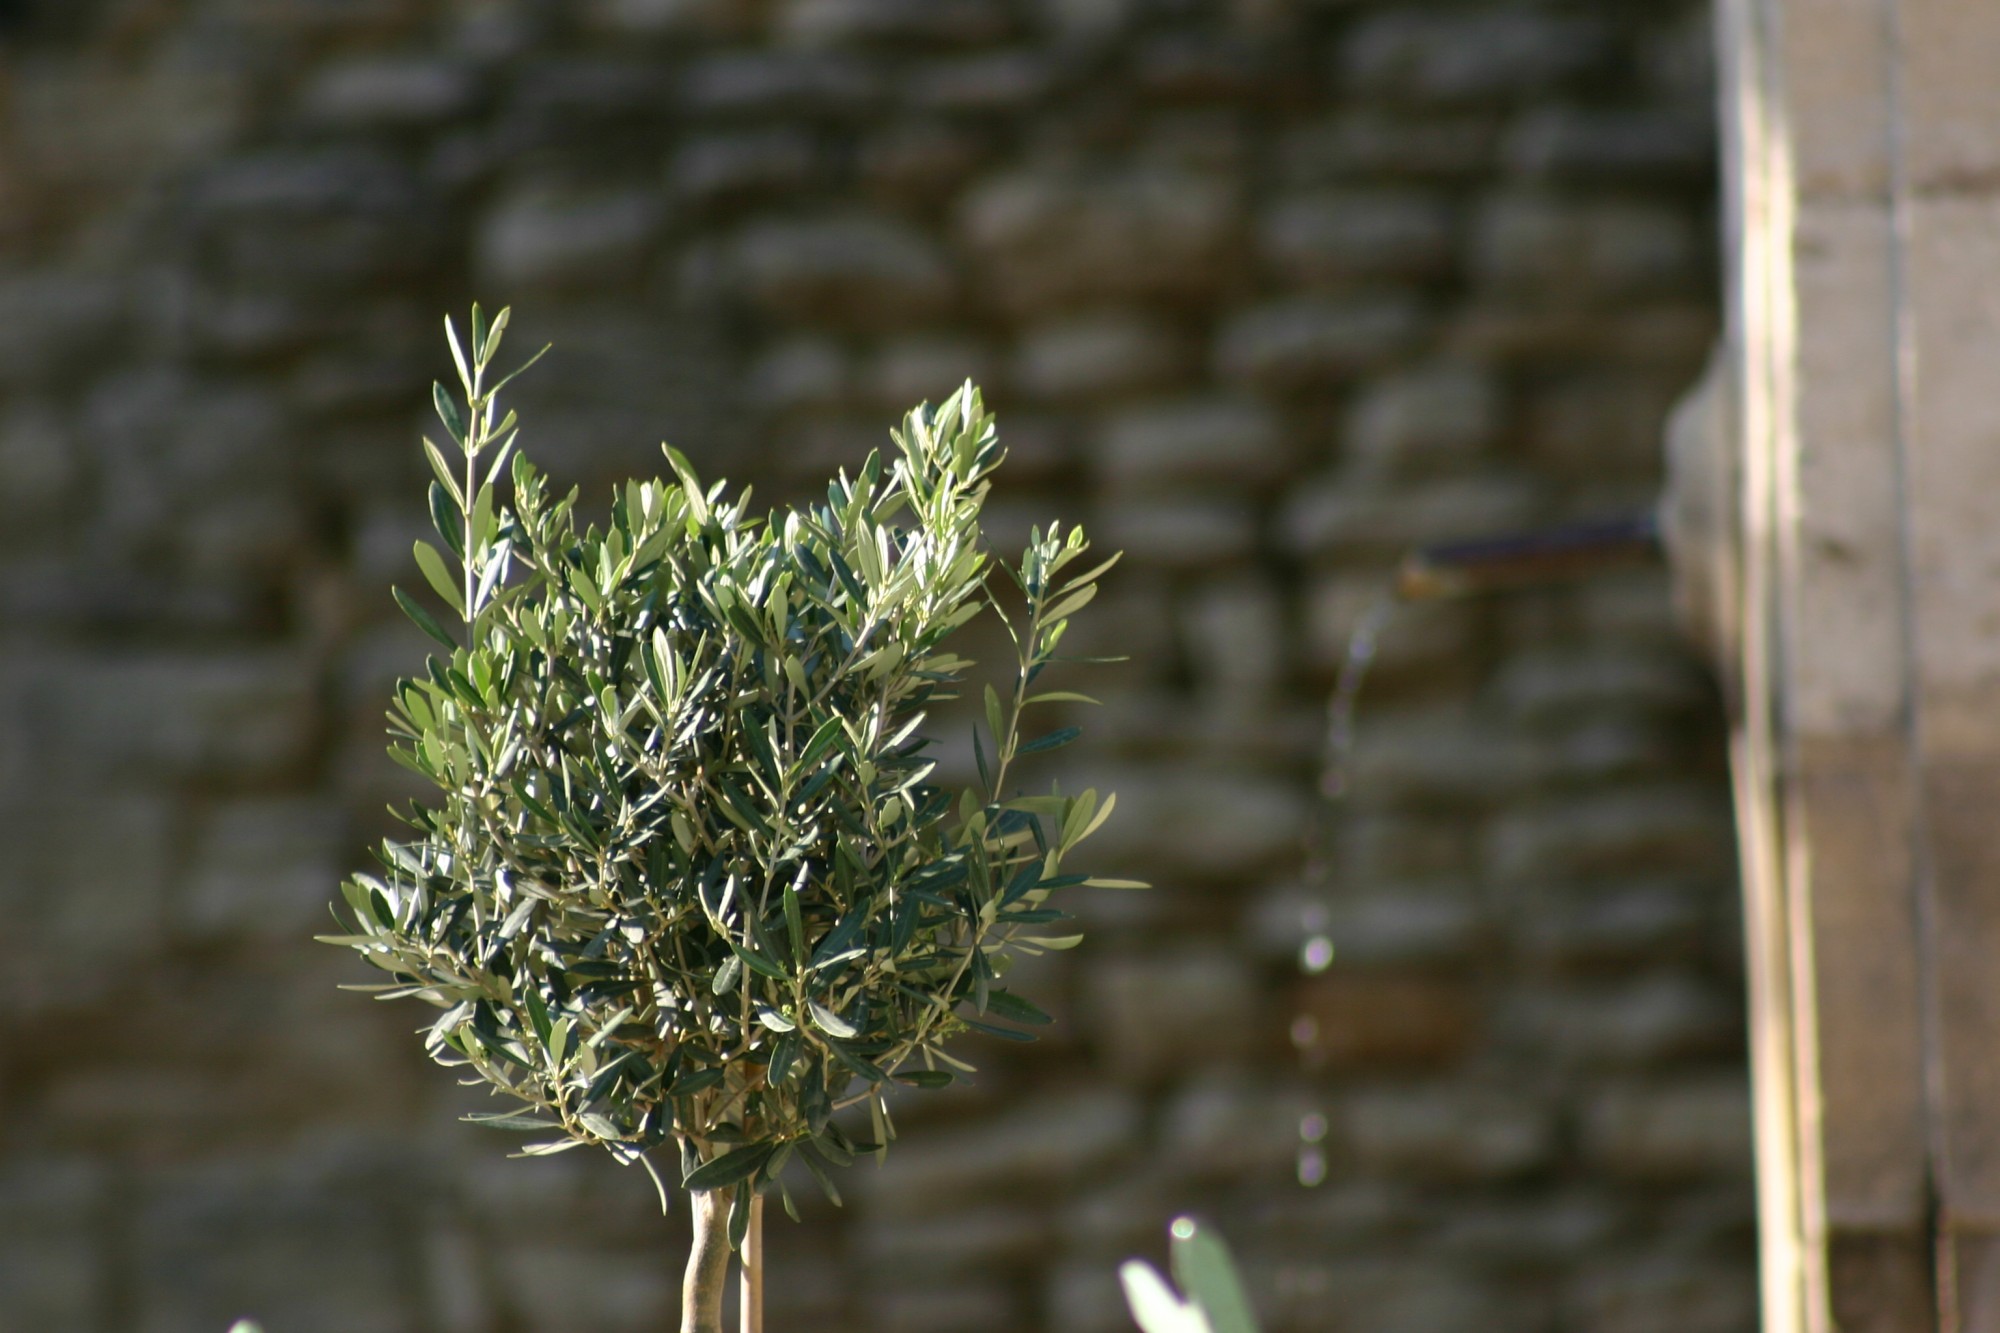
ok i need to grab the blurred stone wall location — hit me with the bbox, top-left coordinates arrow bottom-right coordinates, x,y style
0,1 -> 1747,1330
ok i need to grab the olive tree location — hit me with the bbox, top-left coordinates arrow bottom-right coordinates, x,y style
326,309 -> 1132,1332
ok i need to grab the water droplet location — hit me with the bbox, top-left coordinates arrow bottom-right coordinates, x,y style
1296,1145 -> 1327,1188
1289,1014 -> 1318,1049
1300,935 -> 1334,974
1298,1112 -> 1327,1143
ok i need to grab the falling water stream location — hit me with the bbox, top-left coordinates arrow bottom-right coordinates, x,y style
1291,592 -> 1399,1188
1285,509 -> 1664,1188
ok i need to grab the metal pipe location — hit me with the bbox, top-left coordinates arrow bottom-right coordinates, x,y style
1393,510 -> 1662,602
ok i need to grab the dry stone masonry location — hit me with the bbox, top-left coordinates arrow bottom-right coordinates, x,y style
0,1 -> 1742,1330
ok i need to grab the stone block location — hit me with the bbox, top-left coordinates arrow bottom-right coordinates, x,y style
1095,395 -> 1286,491
910,52 -> 1059,112
0,273 -> 125,389
1258,1259 -> 1513,1333
1341,364 -> 1500,478
8,63 -> 244,187
1342,1086 -> 1555,1181
858,121 -> 987,201
299,58 -> 476,128
1430,1193 -> 1620,1266
1258,190 -> 1454,287
681,52 -> 883,117
1281,472 -> 1544,557
1096,497 -> 1260,570
959,168 -> 1239,314
184,797 -> 347,940
1290,972 -> 1477,1068
1216,297 -> 1424,391
1473,194 -> 1700,300
0,402 -> 78,521
1493,647 -> 1710,724
1511,880 -> 1713,967
1505,106 -> 1713,180
1522,370 -> 1688,473
1013,316 -> 1186,401
1082,949 -> 1263,1079
476,187 -> 660,290
855,1088 -> 1140,1214
863,335 -> 997,409
733,214 -> 954,326
1180,575 -> 1288,700
749,336 -> 850,413
15,653 -> 315,787
1583,1077 -> 1754,1180
1044,1260 -> 1135,1333
668,129 -> 821,205
1329,808 -> 1480,885
134,1150 -> 425,1333
1300,576 -> 1481,687
0,1158 -> 108,1329
777,0 -> 1013,48
1280,111 -> 1498,183
1159,1076 -> 1318,1180
859,1204 -> 1046,1272
1484,785 -> 1733,883
865,1279 -> 1020,1333
1340,706 -> 1545,805
0,772 -> 147,980
1074,765 -> 1310,880
1340,9 -> 1610,105
1253,881 -> 1482,967
583,0 -> 747,34
1500,975 -> 1736,1065
491,1245 -> 673,1332
1563,1257 -> 1758,1333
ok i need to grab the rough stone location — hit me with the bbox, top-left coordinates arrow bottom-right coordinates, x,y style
0,2 -> 1742,1326
1499,975 -> 1738,1066
1484,786 -> 1734,883
1258,190 -> 1454,287
1095,497 -> 1260,570
1012,315 -> 1185,401
476,188 -> 660,290
184,797 -> 348,940
1583,1077 -> 1755,1179
856,1088 -> 1141,1214
959,168 -> 1239,313
733,214 -> 954,326
1340,10 -> 1611,105
777,0 -> 1013,49
1291,972 -> 1479,1069
1280,111 -> 1499,182
1280,472 -> 1545,556
1343,1087 -> 1555,1181
1473,194 -> 1701,300
1341,363 -> 1501,478
1094,396 -> 1287,490
1506,106 -> 1714,180
299,58 -> 478,128
668,129 -> 821,205
1082,949 -> 1264,1078
681,52 -> 883,117
1215,297 -> 1425,390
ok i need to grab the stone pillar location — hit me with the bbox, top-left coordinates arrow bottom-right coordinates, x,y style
1714,0 -> 2000,1328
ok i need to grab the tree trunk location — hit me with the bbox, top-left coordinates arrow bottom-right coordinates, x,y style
739,1193 -> 763,1333
682,1189 -> 730,1333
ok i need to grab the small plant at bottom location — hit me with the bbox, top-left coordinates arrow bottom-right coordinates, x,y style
324,308 -> 1135,1333
1122,1217 -> 1262,1333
